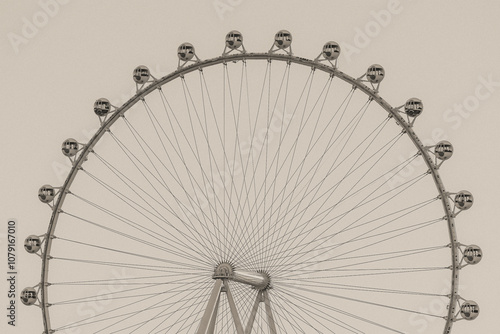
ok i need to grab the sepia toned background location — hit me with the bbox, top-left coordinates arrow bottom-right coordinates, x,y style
1,0 -> 499,333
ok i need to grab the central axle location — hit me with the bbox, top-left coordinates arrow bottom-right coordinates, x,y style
197,263 -> 276,333
213,262 -> 270,290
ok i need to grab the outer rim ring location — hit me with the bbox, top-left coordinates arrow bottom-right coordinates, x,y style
39,52 -> 459,334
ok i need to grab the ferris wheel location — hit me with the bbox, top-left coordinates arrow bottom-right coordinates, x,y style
23,30 -> 482,333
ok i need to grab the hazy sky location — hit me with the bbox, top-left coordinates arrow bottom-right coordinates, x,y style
1,1 -> 499,333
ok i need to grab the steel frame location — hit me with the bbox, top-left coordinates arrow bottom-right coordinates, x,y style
39,52 -> 460,334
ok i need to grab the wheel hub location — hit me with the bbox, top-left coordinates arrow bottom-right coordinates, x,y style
213,262 -> 271,290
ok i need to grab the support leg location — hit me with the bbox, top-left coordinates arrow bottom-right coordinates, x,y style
245,291 -> 263,334
196,279 -> 223,334
224,280 -> 245,334
263,290 -> 277,334
207,294 -> 220,334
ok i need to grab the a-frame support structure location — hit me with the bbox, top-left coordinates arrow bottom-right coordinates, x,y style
196,263 -> 276,334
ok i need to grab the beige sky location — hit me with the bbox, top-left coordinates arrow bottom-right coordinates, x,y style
1,1 -> 499,333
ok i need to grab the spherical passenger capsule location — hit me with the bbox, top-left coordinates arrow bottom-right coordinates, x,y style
20,287 -> 37,306
94,98 -> 111,117
61,138 -> 79,157
404,98 -> 423,117
24,235 -> 41,253
38,185 -> 55,203
274,30 -> 292,49
366,64 -> 385,84
460,300 -> 479,320
464,245 -> 482,265
177,43 -> 195,61
322,41 -> 341,60
133,65 -> 150,84
454,190 -> 474,210
434,140 -> 454,160
225,30 -> 243,49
